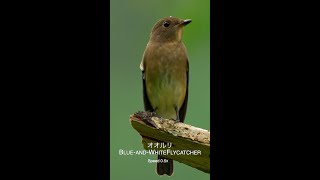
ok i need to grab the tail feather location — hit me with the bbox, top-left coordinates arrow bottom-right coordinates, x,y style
156,156 -> 173,176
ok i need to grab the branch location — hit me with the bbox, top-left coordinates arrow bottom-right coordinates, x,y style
129,111 -> 210,174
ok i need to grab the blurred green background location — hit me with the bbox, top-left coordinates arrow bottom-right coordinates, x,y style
110,0 -> 210,179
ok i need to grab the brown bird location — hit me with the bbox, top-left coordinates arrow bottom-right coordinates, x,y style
140,16 -> 191,176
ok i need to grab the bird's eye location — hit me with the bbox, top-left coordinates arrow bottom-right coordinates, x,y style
163,21 -> 170,27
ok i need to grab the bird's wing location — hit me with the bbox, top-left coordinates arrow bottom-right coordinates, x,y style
141,55 -> 154,112
179,60 -> 189,123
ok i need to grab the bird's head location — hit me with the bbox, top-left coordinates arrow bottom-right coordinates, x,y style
149,16 -> 192,43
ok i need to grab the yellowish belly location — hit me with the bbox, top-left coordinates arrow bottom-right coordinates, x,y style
146,68 -> 187,120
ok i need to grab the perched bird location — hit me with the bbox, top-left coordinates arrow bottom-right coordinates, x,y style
140,16 -> 191,176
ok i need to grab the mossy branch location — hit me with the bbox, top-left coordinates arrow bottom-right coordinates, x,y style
129,111 -> 210,174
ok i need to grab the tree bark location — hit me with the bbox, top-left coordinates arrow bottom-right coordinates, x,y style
129,111 -> 210,173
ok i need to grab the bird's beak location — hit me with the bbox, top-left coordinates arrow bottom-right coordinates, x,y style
181,19 -> 192,26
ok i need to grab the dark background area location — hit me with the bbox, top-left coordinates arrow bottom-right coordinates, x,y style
2,0 -> 315,179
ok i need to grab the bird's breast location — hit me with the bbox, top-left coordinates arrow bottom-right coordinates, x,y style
144,42 -> 188,119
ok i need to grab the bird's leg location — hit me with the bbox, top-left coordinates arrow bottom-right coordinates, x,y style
149,108 -> 157,117
153,107 -> 159,117
175,106 -> 180,123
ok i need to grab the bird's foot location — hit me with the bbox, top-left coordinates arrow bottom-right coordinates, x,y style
169,118 -> 180,124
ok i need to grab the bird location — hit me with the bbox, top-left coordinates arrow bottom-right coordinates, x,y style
140,16 -> 191,176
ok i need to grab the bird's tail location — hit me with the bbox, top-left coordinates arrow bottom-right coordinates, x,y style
156,156 -> 173,176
